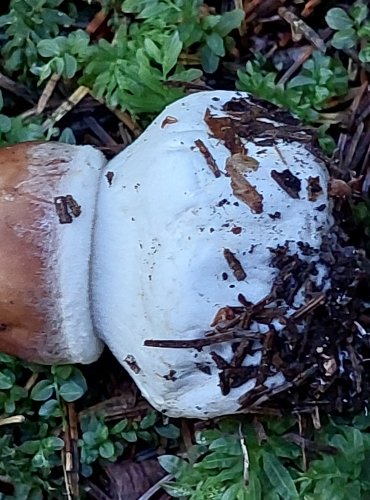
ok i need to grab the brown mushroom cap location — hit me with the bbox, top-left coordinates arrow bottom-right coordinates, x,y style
0,141 -> 106,364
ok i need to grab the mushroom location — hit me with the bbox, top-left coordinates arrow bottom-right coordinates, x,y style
0,142 -> 105,364
0,91 -> 333,418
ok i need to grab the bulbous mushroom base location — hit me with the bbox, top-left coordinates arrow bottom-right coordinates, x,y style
92,91 -> 333,418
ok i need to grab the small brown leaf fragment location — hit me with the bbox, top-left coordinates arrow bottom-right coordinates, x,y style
271,169 -> 301,198
307,176 -> 323,201
161,115 -> 178,128
227,152 -> 259,174
329,178 -> 352,198
223,248 -> 247,281
204,108 -> 244,154
194,139 -> 221,178
211,306 -> 236,327
105,171 -> 114,186
226,163 -> 263,213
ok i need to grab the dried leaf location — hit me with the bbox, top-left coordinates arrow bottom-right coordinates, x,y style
194,139 -> 221,178
204,108 -> 244,154
307,176 -> 323,201
223,248 -> 247,281
211,307 -> 237,327
226,163 -> 263,213
329,178 -> 352,198
226,152 -> 259,173
271,169 -> 301,198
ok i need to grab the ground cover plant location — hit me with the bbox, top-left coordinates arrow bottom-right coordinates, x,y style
0,0 -> 370,498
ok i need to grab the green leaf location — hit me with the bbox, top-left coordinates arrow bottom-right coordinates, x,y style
200,45 -> 220,73
0,369 -> 15,389
62,53 -> 77,78
52,365 -> 72,380
140,411 -> 157,429
18,440 -> 41,454
42,436 -> 64,451
262,450 -> 299,499
58,381 -> 85,402
358,23 -> 370,37
0,114 -> 12,133
247,470 -> 262,500
155,424 -> 180,439
206,32 -> 225,57
32,451 -> 48,468
216,9 -> 245,37
168,68 -> 203,82
158,454 -> 188,475
82,431 -> 98,446
31,380 -> 54,401
331,28 -> 357,49
121,430 -> 138,442
350,3 -> 368,26
162,32 -> 182,77
99,441 -> 115,459
325,8 -> 354,30
144,39 -> 162,65
359,46 -> 370,62
37,38 -> 62,58
38,398 -> 60,417
111,419 -> 128,435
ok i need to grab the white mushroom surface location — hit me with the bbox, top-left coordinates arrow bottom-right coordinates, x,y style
92,91 -> 333,418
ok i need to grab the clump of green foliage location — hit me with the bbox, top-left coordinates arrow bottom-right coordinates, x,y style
159,415 -> 370,499
28,0 -> 244,116
0,353 -> 180,498
325,3 -> 370,61
0,354 -> 87,498
0,0 -> 77,78
79,410 -> 180,477
0,91 -> 45,146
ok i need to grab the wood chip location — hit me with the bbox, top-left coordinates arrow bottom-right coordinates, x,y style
271,169 -> 301,198
226,163 -> 263,213
194,139 -> 221,178
223,248 -> 247,281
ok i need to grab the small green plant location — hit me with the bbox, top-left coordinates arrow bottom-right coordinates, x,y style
159,414 -> 370,500
31,0 -> 244,116
326,3 -> 370,61
31,29 -> 91,82
79,410 -> 180,477
0,0 -> 77,77
237,51 -> 348,124
0,91 -> 46,146
0,354 -> 88,498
